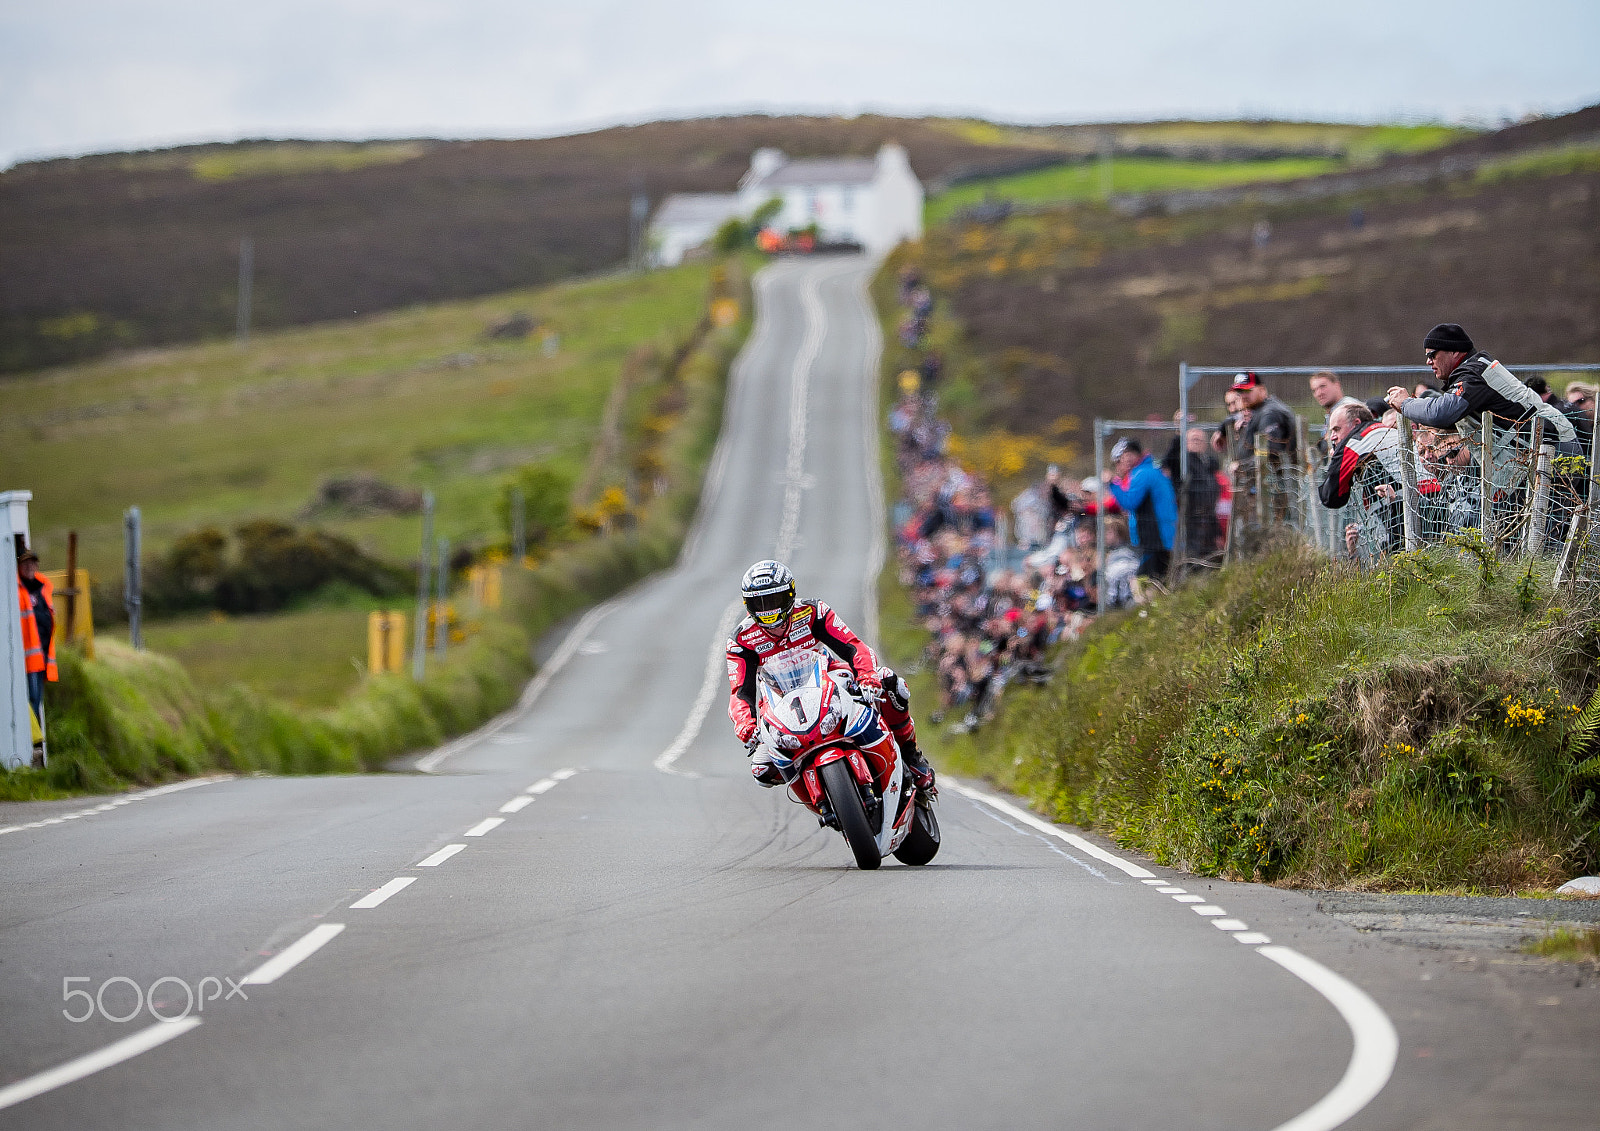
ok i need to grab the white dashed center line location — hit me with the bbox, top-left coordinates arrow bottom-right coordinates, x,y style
527,779 -> 558,794
464,817 -> 504,837
500,795 -> 535,813
1173,894 -> 1206,903
350,877 -> 416,909
418,844 -> 466,867
242,924 -> 346,986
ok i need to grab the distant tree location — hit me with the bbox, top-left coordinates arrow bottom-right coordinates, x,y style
498,464 -> 573,548
712,218 -> 747,255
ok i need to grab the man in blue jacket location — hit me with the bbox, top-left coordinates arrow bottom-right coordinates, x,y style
1107,438 -> 1177,580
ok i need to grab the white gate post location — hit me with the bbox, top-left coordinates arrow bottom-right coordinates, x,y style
0,493 -> 32,769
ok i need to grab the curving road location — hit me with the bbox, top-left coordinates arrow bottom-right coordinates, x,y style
1,257 -> 1596,1130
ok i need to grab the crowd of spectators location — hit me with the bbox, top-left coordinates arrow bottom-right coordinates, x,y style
888,296 -> 1600,732
887,279 -> 1177,732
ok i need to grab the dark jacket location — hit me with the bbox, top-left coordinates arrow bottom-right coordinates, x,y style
1400,353 -> 1576,445
1241,394 -> 1299,460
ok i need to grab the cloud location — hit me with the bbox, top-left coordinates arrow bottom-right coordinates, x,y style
2,0 -> 1596,166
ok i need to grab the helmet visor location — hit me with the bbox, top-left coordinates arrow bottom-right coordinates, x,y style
745,589 -> 792,626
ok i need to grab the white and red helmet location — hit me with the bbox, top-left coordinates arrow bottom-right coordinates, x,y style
741,560 -> 796,637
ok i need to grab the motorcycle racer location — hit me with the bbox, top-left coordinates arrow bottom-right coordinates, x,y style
728,560 -> 935,794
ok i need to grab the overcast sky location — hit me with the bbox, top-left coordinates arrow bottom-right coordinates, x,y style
2,0 -> 1597,168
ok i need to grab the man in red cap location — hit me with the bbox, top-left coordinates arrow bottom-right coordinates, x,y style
1228,370 -> 1298,524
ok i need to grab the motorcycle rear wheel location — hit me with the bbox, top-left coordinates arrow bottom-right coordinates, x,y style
892,798 -> 941,866
819,759 -> 882,870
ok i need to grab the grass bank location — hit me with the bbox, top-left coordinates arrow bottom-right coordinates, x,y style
3,268 -> 751,800
915,541 -> 1600,893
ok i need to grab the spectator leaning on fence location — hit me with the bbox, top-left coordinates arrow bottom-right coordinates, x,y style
1106,438 -> 1177,581
1414,426 -> 1482,537
1565,381 -> 1597,424
1319,401 -> 1406,560
1385,323 -> 1576,474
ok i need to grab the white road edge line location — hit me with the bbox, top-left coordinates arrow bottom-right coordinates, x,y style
241,923 -> 345,986
463,817 -> 504,837
949,776 -> 1398,1131
654,601 -> 744,777
415,599 -> 621,773
946,779 -> 1154,879
417,844 -> 466,867
349,877 -> 416,909
0,775 -> 236,837
0,1017 -> 202,1113
1258,946 -> 1400,1131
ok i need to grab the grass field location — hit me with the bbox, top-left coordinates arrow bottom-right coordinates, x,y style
2,262 -> 716,582
137,604 -> 376,708
926,155 -> 1345,224
1,260 -> 725,705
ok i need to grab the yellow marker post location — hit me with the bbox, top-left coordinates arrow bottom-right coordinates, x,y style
710,298 -> 740,328
41,569 -> 94,660
368,611 -> 407,673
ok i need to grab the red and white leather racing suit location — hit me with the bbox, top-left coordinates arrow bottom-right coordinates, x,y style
726,599 -> 918,755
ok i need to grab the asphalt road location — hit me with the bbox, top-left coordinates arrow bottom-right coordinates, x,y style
2,257 -> 1597,1130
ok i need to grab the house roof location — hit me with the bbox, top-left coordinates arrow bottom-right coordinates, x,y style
759,157 -> 877,189
651,193 -> 742,227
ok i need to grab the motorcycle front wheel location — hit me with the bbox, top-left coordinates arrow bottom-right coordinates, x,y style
819,759 -> 882,870
892,798 -> 940,866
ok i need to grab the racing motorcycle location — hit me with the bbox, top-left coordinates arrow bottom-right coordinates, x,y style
753,648 -> 940,870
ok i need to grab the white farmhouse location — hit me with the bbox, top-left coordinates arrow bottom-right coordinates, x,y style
649,144 -> 923,266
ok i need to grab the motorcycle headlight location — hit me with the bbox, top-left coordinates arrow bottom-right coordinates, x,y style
821,706 -> 842,733
776,733 -> 802,750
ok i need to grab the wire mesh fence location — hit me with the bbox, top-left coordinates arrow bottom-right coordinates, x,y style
1087,361 -> 1600,597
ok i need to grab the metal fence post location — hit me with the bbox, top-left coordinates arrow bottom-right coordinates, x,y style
1524,417 -> 1546,557
1253,432 -> 1269,529
1396,417 -> 1423,551
123,506 -> 142,650
1589,407 -> 1600,513
1095,422 -> 1107,615
1479,414 -> 1494,546
511,485 -> 526,560
411,491 -> 433,680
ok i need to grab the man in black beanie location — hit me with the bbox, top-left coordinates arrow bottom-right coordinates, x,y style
1385,323 -> 1576,545
1384,322 -> 1573,448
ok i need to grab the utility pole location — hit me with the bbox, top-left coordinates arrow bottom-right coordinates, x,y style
511,485 -> 526,561
236,236 -> 254,346
1098,132 -> 1114,201
411,491 -> 433,680
124,507 -> 143,650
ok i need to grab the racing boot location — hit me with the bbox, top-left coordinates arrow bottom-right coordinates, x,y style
900,741 -> 936,799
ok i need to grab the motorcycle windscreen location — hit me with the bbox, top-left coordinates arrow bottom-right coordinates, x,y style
758,649 -> 827,695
